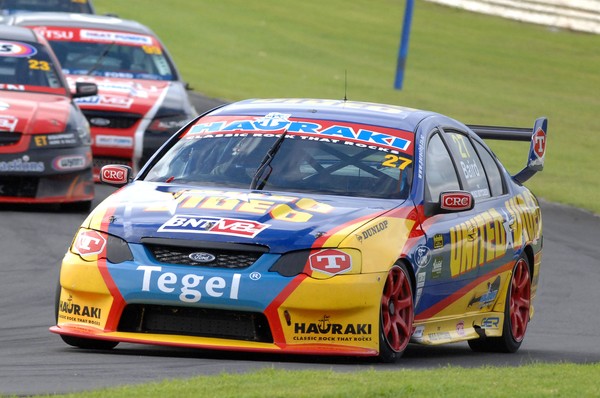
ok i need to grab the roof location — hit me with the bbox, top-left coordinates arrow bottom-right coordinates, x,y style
0,24 -> 39,42
210,98 -> 437,132
8,12 -> 154,35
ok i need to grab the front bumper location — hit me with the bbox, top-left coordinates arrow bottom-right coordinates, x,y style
53,248 -> 387,357
0,146 -> 93,204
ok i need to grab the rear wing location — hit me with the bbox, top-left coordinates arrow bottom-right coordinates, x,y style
468,117 -> 548,184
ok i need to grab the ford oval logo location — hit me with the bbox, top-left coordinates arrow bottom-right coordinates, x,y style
189,252 -> 216,263
90,117 -> 111,127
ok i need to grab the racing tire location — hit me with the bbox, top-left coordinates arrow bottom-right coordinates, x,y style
60,335 -> 119,350
468,255 -> 531,353
378,263 -> 414,362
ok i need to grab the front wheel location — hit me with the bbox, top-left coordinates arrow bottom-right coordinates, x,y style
378,264 -> 414,362
468,255 -> 531,353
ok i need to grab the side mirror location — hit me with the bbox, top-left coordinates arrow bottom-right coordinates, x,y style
100,165 -> 132,187
73,82 -> 98,98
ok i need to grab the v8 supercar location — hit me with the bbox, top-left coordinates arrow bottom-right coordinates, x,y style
53,99 -> 546,362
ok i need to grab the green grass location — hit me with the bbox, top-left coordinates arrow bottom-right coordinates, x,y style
39,364 -> 600,397
94,0 -> 600,214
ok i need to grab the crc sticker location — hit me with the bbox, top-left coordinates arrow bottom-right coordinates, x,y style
158,215 -> 270,238
0,41 -> 37,57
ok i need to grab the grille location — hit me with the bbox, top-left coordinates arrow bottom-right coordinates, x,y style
147,244 -> 262,268
0,176 -> 38,197
83,111 -> 142,129
0,131 -> 22,147
118,304 -> 273,343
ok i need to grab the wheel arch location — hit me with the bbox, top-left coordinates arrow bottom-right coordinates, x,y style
395,257 -> 416,298
522,244 -> 535,281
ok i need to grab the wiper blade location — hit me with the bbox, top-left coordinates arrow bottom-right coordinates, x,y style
86,41 -> 115,76
250,129 -> 289,190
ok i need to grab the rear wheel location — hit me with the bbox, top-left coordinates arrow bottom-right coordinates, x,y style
378,264 -> 414,362
468,255 -> 531,353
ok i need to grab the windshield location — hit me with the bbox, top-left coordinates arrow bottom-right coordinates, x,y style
0,0 -> 93,14
34,27 -> 176,81
0,39 -> 66,94
144,116 -> 414,199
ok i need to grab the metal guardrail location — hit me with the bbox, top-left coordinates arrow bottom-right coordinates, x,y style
424,0 -> 600,34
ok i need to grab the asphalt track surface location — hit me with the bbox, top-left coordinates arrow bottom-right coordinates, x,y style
1,94 -> 600,395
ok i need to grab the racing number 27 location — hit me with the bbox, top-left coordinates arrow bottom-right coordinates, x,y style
382,154 -> 412,170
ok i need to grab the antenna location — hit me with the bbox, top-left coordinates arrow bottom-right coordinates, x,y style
343,69 -> 348,101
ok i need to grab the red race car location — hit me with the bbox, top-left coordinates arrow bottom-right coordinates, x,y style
0,24 -> 97,210
9,13 -> 197,180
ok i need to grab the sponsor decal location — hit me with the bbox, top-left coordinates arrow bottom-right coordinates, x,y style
359,220 -> 388,241
34,133 -> 78,147
440,191 -> 473,211
414,245 -> 431,268
0,115 -> 18,132
309,249 -> 352,275
146,191 -> 333,223
36,28 -> 75,41
468,276 -> 501,309
52,155 -> 86,171
431,257 -> 442,279
0,41 -> 37,57
0,84 -> 25,91
136,265 -> 241,303
95,135 -> 134,148
533,127 -> 546,158
450,193 -> 540,278
188,252 -> 216,263
481,317 -> 500,329
456,321 -> 465,337
416,272 -> 426,288
158,215 -> 270,238
428,331 -> 452,341
412,325 -> 425,340
433,234 -> 444,249
100,165 -> 129,184
80,29 -> 154,45
76,95 -> 133,109
0,156 -> 44,172
293,315 -> 373,342
73,230 -> 106,256
187,114 -> 412,154
57,295 -> 102,326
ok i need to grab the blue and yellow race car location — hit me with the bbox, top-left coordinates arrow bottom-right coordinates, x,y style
53,98 -> 546,362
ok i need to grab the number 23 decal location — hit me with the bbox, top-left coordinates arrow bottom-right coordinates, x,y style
28,60 -> 50,71
382,154 -> 412,170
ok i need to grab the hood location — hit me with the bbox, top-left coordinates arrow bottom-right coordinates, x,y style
68,76 -> 171,117
90,182 -> 405,253
0,90 -> 71,135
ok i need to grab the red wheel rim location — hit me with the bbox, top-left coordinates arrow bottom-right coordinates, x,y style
381,266 -> 413,352
510,258 -> 531,342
